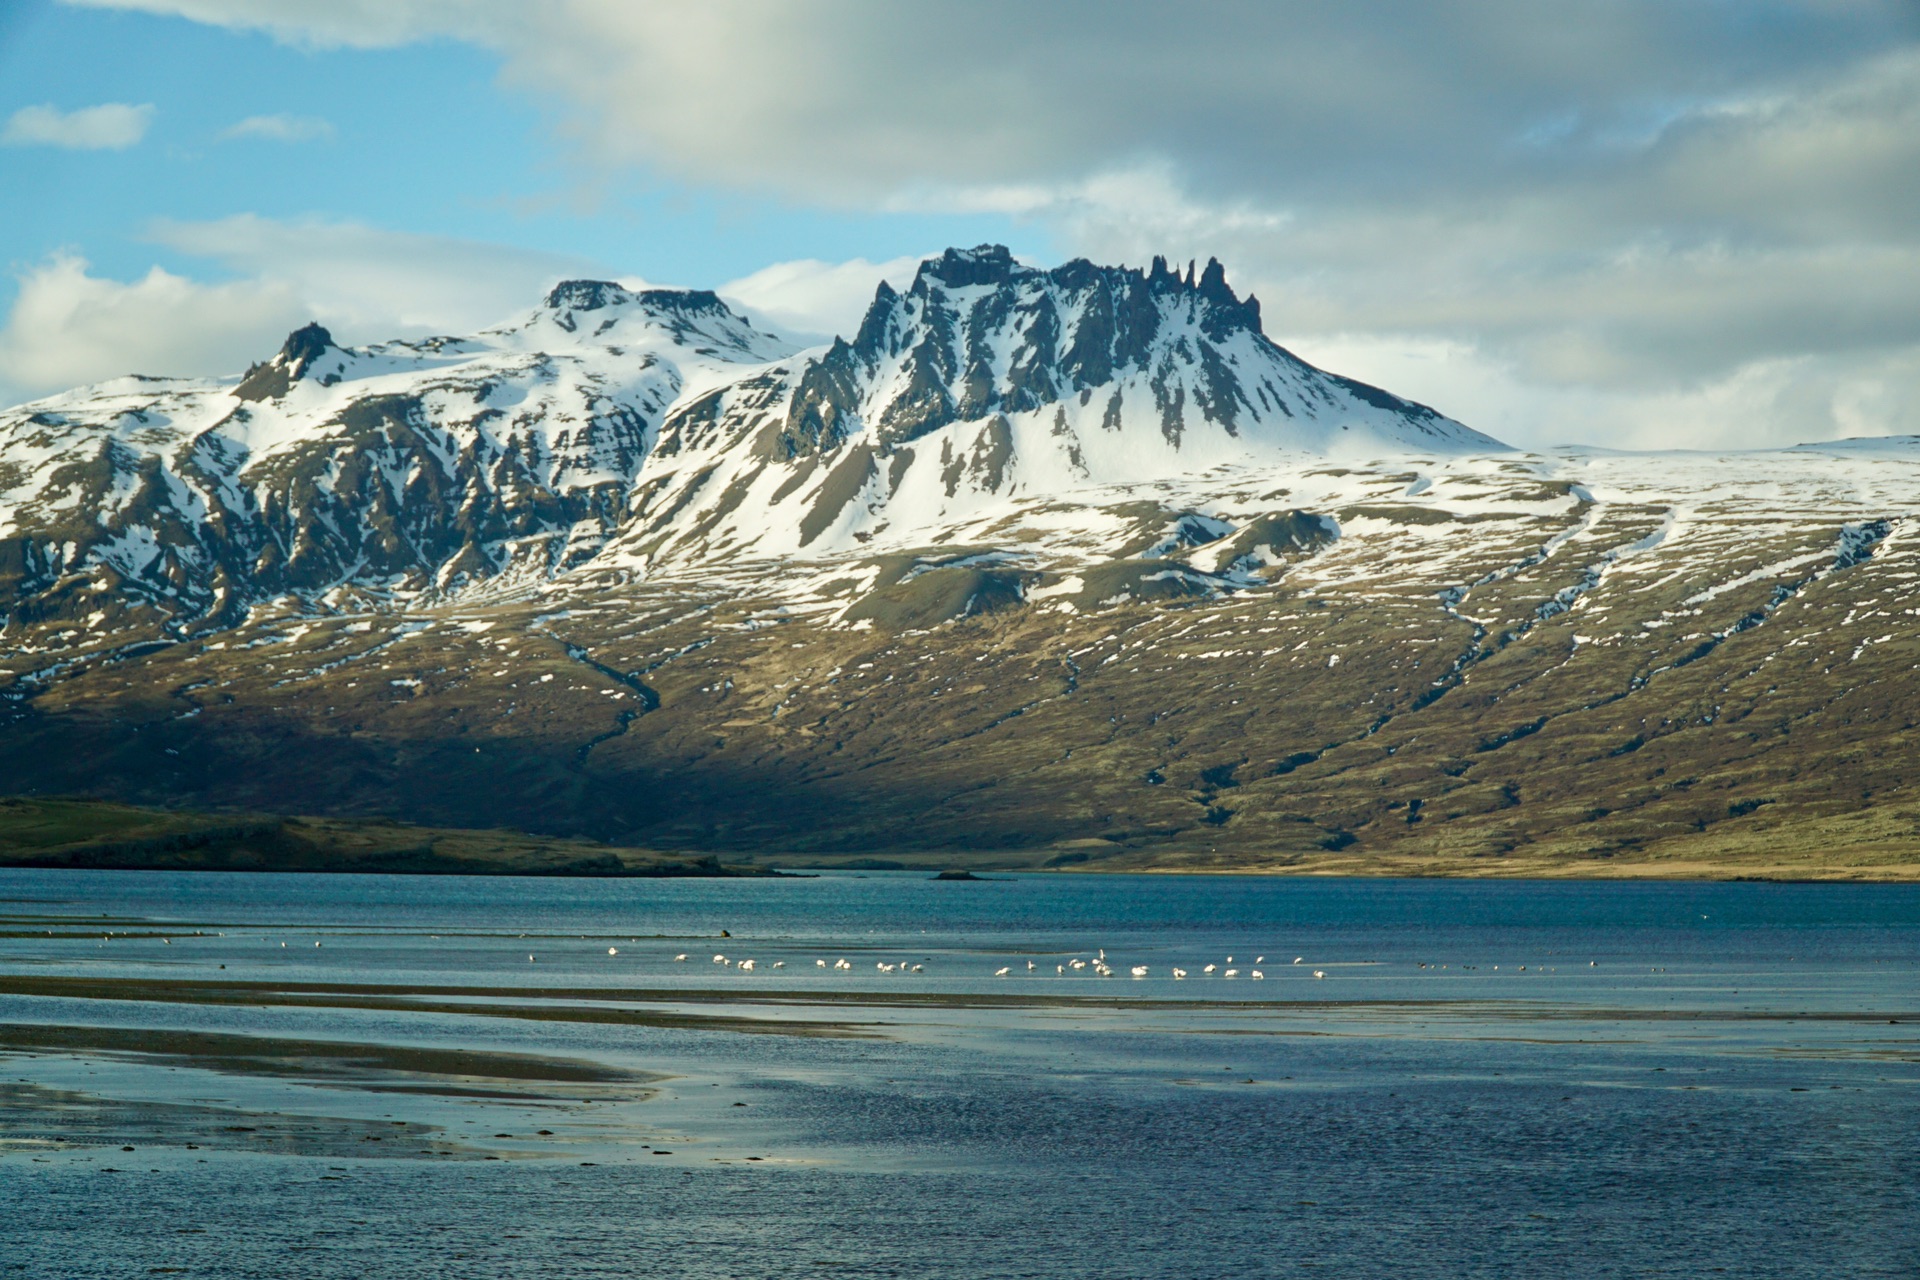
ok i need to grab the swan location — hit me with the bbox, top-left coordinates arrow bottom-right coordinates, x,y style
674,954 -> 688,962
771,961 -> 784,969
910,964 -> 924,973
877,962 -> 894,973
1224,968 -> 1239,978
1313,970 -> 1326,979
816,959 -> 827,967
607,948 -> 618,955
1131,965 -> 1149,978
1251,969 -> 1264,980
1172,968 -> 1187,979
1203,964 -> 1217,974
739,959 -> 755,971
995,966 -> 1010,977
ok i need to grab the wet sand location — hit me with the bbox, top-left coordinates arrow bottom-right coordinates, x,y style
0,972 -> 1913,1026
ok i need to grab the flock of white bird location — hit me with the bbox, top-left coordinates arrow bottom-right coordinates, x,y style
667,952 -> 925,974
994,951 -> 1327,980
645,947 -> 1330,980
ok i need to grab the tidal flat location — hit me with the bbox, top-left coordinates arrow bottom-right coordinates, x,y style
2,869 -> 1917,1278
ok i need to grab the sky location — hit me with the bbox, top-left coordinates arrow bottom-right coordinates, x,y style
1,1 -> 1917,451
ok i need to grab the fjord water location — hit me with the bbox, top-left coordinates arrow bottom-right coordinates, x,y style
3,871 -> 1916,1278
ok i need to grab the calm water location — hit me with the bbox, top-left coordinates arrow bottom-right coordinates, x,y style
2,870 -> 1917,1278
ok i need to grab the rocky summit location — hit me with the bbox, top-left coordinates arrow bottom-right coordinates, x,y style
2,247 -> 1918,878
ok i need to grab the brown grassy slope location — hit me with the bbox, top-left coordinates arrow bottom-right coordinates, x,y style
0,798 -> 767,876
4,490 -> 1920,880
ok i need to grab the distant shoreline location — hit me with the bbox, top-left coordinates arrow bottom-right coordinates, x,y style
4,797 -> 1915,883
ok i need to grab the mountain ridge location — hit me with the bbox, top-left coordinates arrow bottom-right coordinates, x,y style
0,245 -> 1495,641
5,248 -> 1920,879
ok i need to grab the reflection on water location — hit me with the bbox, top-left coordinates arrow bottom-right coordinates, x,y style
2,870 -> 1916,1278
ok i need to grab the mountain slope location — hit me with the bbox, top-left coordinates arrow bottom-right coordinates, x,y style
5,249 -> 1917,879
0,247 -> 1491,644
0,281 -> 790,636
606,245 -> 1497,570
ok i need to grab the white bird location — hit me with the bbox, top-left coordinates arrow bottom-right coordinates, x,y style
816,959 -> 828,967
1057,964 -> 1065,975
834,958 -> 851,970
877,962 -> 894,973
1255,956 -> 1265,963
1293,957 -> 1304,964
607,947 -> 618,955
1130,965 -> 1149,978
1203,964 -> 1217,974
674,953 -> 688,962
1226,956 -> 1233,963
1172,968 -> 1188,979
713,954 -> 727,963
1070,959 -> 1086,970
529,954 -> 535,962
771,961 -> 785,969
910,964 -> 924,973
1313,970 -> 1326,979
995,966 -> 1010,977
1027,960 -> 1036,970
1251,969 -> 1264,980
740,959 -> 755,971
1098,950 -> 1106,961
1224,968 -> 1239,978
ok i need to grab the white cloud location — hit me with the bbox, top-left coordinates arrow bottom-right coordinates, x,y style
1,102 -> 154,150
0,218 -> 616,407
1280,333 -> 1920,453
46,3 -> 1920,446
0,254 -> 303,401
719,255 -> 921,342
220,113 -> 334,143
64,0 -> 472,48
146,214 -> 606,335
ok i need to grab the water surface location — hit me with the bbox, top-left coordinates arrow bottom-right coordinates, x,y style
2,871 -> 1915,1278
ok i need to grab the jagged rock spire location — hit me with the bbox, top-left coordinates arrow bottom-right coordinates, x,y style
233,322 -> 336,402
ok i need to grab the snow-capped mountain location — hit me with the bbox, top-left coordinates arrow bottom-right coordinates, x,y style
0,279 -> 790,633
5,253 -> 1920,876
0,246 -> 1493,640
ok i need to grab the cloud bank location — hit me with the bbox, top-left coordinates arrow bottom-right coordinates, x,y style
53,1 -> 1920,446
0,218 -> 610,405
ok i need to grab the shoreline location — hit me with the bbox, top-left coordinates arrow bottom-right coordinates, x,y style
4,797 -> 1917,883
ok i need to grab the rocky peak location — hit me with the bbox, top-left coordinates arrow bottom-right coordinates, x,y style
233,322 -> 338,402
532,280 -> 769,354
912,244 -> 1021,291
782,247 -> 1284,453
543,280 -> 632,312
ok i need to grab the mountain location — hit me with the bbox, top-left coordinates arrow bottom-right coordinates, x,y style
0,246 -> 1490,639
1,247 -> 1916,880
